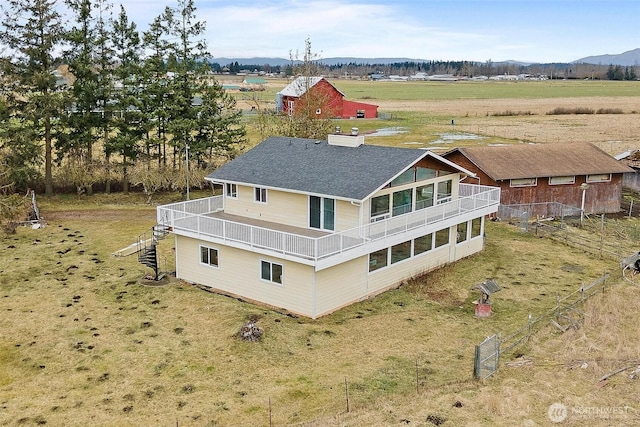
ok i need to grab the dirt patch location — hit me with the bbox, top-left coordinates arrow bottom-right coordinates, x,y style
43,209 -> 156,222
139,274 -> 176,287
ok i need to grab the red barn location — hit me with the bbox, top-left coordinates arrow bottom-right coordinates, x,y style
276,76 -> 378,119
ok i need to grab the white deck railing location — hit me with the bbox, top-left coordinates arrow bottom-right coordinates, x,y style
157,184 -> 500,261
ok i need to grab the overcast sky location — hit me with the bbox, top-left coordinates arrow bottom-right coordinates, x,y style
119,0 -> 639,63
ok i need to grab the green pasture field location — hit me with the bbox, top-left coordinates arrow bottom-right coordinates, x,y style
231,78 -> 640,105
331,79 -> 640,101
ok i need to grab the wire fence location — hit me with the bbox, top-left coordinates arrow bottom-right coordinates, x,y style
475,272 -> 611,380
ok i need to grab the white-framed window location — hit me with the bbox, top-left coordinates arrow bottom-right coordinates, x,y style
436,180 -> 452,204
254,187 -> 267,203
287,100 -> 295,116
471,217 -> 482,238
549,176 -> 575,185
309,196 -> 335,230
225,183 -> 238,198
391,241 -> 412,264
434,228 -> 450,248
370,194 -> 390,221
586,174 -> 611,183
456,221 -> 468,244
260,260 -> 283,284
369,248 -> 388,272
510,178 -> 537,187
200,245 -> 219,268
414,233 -> 433,255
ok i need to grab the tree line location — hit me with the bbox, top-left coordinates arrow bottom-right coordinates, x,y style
0,0 -> 247,199
214,59 -> 639,81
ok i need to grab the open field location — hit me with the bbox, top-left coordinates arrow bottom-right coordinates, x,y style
2,81 -> 640,426
229,78 -> 640,153
1,195 -> 639,426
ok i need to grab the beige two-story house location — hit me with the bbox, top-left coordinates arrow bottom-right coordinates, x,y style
157,134 -> 500,318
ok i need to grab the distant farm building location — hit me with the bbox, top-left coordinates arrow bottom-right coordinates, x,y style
615,149 -> 640,192
443,142 -> 634,217
276,76 -> 378,119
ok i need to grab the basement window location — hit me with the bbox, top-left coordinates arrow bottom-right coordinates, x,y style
200,246 -> 219,268
369,248 -> 388,272
391,241 -> 411,264
456,221 -> 468,244
261,260 -> 283,284
414,233 -> 433,255
471,217 -> 482,238
434,228 -> 450,248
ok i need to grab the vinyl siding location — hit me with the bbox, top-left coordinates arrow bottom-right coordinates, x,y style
175,235 -> 314,316
314,257 -> 368,317
224,185 -> 360,231
224,185 -> 308,228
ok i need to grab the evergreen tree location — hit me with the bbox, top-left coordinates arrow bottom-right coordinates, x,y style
109,4 -> 142,194
59,0 -> 110,195
0,0 -> 65,196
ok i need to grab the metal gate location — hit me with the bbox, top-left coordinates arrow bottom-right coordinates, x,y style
474,334 -> 500,380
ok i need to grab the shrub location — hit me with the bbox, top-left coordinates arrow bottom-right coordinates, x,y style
596,108 -> 624,114
546,107 -> 594,115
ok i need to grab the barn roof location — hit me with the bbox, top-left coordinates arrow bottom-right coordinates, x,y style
277,76 -> 344,98
207,136 -> 472,201
444,142 -> 633,181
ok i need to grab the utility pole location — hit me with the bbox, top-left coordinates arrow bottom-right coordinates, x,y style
185,143 -> 190,201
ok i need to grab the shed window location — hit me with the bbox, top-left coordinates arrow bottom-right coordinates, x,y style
586,174 -> 611,183
549,176 -> 575,185
510,178 -> 536,187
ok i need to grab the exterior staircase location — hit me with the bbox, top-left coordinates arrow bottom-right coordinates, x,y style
137,224 -> 171,280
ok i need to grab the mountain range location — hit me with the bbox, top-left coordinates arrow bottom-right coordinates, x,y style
211,48 -> 640,67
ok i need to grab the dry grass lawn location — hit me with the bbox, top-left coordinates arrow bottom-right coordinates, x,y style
374,97 -> 640,154
1,196 -> 639,426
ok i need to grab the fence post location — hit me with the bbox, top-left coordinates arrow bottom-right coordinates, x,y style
344,377 -> 350,413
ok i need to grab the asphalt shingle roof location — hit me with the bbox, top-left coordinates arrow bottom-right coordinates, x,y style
446,142 -> 633,181
207,136 -> 433,201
